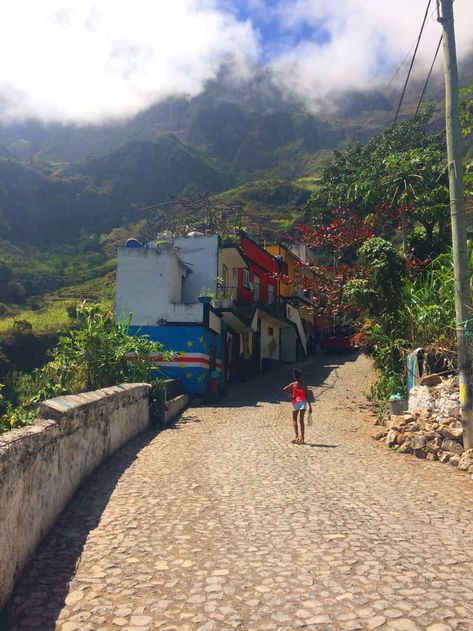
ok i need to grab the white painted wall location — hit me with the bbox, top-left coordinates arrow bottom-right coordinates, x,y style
286,304 -> 307,354
289,242 -> 316,265
116,246 -> 202,325
173,234 -> 219,303
261,319 -> 280,362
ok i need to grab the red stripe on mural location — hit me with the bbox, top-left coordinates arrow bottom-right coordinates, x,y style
126,355 -> 210,364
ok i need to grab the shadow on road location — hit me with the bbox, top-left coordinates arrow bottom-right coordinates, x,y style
304,443 -> 339,449
1,429 -> 158,630
216,351 -> 360,408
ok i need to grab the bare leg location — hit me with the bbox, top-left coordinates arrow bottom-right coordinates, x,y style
299,410 -> 305,444
292,410 -> 299,442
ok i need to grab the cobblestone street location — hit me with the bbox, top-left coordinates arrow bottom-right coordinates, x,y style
4,353 -> 473,631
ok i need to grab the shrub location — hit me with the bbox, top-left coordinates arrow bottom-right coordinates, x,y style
0,303 -> 176,433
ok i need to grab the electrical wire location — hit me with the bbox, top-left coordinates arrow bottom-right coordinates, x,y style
384,42 -> 416,94
415,35 -> 443,117
392,0 -> 433,127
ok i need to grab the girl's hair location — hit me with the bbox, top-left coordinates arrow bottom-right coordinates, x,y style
293,368 -> 302,381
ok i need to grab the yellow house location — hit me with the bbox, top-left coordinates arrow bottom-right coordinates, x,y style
265,243 -> 318,339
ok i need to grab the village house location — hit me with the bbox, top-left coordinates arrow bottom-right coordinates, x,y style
265,241 -> 330,349
115,231 -> 310,396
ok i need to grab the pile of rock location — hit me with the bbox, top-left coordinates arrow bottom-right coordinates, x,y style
372,379 -> 473,479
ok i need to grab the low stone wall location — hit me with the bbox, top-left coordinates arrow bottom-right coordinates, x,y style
408,382 -> 460,421
165,394 -> 189,423
373,379 -> 473,478
0,383 -> 150,609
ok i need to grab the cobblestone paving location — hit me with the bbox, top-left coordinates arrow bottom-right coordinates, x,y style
4,353 -> 473,631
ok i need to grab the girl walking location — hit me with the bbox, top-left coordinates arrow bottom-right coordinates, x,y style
282,369 -> 312,444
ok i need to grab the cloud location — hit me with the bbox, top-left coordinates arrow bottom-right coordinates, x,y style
0,0 -> 260,123
0,0 -> 471,123
268,0 -> 473,112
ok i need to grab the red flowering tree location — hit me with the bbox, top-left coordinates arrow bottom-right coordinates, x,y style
290,209 -> 374,320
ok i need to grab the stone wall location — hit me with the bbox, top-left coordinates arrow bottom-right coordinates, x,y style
373,379 -> 473,478
408,382 -> 460,420
0,383 -> 150,609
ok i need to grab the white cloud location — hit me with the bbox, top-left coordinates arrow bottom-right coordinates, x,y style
0,0 -> 471,123
269,0 -> 473,112
0,0 -> 260,123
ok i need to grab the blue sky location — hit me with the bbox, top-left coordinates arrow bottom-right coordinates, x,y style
222,1 -> 332,62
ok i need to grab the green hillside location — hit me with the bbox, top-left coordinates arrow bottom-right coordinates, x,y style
0,67 -> 471,338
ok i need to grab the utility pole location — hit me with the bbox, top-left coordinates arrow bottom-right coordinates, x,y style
438,0 -> 473,448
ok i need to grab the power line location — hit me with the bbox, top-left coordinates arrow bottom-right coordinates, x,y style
415,34 -> 443,117
392,0 -> 433,126
384,42 -> 416,94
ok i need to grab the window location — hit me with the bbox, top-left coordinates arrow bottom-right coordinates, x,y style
242,268 -> 250,288
253,274 -> 260,301
268,283 -> 275,305
268,326 -> 274,336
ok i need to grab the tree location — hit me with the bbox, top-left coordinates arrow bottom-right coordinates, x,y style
307,110 -> 450,254
292,210 -> 373,320
460,83 -> 473,199
344,238 -> 405,319
460,83 -> 473,137
1,303 -> 175,432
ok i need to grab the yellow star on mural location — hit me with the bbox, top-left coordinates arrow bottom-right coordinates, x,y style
186,340 -> 194,348
197,374 -> 205,383
198,336 -> 205,344
185,371 -> 193,380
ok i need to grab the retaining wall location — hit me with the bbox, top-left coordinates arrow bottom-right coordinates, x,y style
0,383 -> 150,609
408,383 -> 460,420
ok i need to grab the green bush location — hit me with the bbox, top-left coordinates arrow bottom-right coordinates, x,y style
149,379 -> 167,424
0,303 -> 176,433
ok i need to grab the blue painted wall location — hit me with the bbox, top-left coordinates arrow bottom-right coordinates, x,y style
130,325 -> 222,395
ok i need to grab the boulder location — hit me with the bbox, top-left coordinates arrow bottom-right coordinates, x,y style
414,449 -> 427,459
420,373 -> 443,387
441,439 -> 464,455
458,450 -> 473,471
372,430 -> 387,441
439,451 -> 451,464
426,440 -> 441,454
411,435 -> 427,450
442,425 -> 463,441
402,436 -> 413,451
449,454 -> 461,466
386,429 -> 399,448
423,431 -> 440,441
387,417 -> 403,430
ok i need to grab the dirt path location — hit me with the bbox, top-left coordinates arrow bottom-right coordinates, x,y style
4,353 -> 473,631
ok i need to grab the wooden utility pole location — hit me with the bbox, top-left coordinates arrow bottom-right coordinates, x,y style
438,0 -> 473,448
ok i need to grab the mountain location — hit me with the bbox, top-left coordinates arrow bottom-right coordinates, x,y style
0,63 -> 471,321
0,135 -> 229,244
0,72 -> 400,247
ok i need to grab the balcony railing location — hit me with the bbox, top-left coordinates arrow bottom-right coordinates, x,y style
215,286 -> 285,313
217,285 -> 239,302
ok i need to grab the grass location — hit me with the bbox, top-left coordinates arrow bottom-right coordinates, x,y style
0,302 -> 73,334
0,272 -> 115,335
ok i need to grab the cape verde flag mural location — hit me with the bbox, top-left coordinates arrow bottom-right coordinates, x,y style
129,324 -> 222,395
